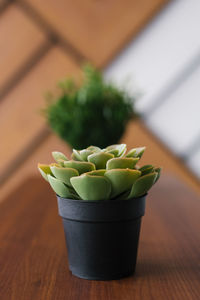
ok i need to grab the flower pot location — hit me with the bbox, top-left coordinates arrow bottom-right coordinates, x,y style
57,195 -> 146,280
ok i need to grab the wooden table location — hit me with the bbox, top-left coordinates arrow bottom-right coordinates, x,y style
0,175 -> 199,299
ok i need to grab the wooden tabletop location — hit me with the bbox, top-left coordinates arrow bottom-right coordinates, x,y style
0,175 -> 199,300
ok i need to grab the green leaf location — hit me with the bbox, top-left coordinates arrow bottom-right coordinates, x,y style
106,157 -> 139,170
50,166 -> 79,186
125,149 -> 136,158
139,164 -> 154,176
126,147 -> 146,158
47,174 -> 77,198
72,149 -> 83,161
57,159 -> 65,167
154,167 -> 162,183
70,174 -> 111,200
38,164 -> 53,181
52,151 -> 68,162
71,152 -> 80,161
79,149 -> 94,161
87,146 -> 101,152
88,152 -> 114,169
104,149 -> 119,156
117,144 -> 127,157
64,160 -> 95,174
105,144 -> 127,157
44,65 -> 136,149
86,169 -> 106,176
112,190 -> 130,201
104,169 -> 141,198
127,172 -> 157,199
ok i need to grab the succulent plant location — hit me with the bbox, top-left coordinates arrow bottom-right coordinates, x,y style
38,144 -> 161,201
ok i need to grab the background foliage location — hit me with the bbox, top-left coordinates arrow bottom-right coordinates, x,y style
44,65 -> 137,149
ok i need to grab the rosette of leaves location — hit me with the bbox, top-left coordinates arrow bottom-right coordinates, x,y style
43,65 -> 136,149
38,144 -> 161,201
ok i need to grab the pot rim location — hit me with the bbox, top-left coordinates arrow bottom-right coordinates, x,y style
56,194 -> 147,222
56,193 -> 147,204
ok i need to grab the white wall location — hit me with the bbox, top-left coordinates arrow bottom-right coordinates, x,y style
104,0 -> 200,177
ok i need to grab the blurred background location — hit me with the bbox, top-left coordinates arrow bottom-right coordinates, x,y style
0,0 -> 199,201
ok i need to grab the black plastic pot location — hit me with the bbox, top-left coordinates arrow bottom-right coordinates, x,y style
57,195 -> 146,280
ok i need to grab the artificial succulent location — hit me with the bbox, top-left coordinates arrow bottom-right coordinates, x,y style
38,144 -> 161,201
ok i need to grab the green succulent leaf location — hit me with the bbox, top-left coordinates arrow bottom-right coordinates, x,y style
50,166 -> 79,187
87,146 -> 101,152
154,167 -> 162,183
104,169 -> 141,198
79,149 -> 94,161
106,157 -> 139,170
38,164 -> 53,182
104,149 -> 119,156
71,152 -> 80,161
38,144 -> 161,200
52,151 -> 68,162
72,149 -> 83,161
86,169 -> 106,176
139,164 -> 154,176
70,174 -> 111,201
125,149 -> 136,158
57,159 -> 66,167
50,163 -> 60,167
127,172 -> 157,199
47,174 -> 77,198
112,190 -> 130,201
117,144 -> 127,157
88,152 -> 114,169
105,144 -> 127,157
64,160 -> 95,174
126,147 -> 146,158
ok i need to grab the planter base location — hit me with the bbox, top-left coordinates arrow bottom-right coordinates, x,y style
70,269 -> 135,281
63,217 -> 141,280
57,195 -> 146,281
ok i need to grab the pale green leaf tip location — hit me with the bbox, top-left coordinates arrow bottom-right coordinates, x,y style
52,151 -> 68,162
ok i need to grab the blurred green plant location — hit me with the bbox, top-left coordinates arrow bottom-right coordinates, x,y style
43,65 -> 137,149
38,144 -> 161,200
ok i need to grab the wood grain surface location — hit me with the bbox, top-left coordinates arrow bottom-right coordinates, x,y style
0,3 -> 46,91
0,46 -> 80,184
0,133 -> 71,201
0,175 -> 199,299
23,0 -> 169,66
